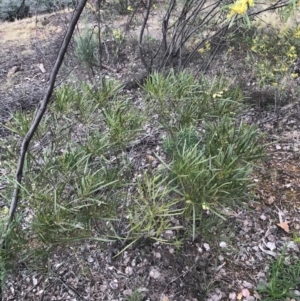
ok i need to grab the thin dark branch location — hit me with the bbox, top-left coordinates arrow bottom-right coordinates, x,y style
183,0 -> 291,69
139,0 -> 152,73
0,3 -> 87,298
162,0 -> 176,52
6,0 -> 88,230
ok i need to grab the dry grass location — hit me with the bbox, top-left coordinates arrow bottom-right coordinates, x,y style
0,10 -> 69,45
253,6 -> 300,32
0,18 -> 38,44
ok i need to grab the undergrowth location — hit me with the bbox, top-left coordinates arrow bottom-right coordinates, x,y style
0,70 -> 264,277
257,248 -> 300,301
1,1 -> 300,297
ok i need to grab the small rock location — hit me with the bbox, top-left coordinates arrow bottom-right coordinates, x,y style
171,218 -> 180,225
125,266 -> 133,275
242,281 -> 254,289
267,234 -> 276,242
100,284 -> 107,292
211,292 -> 222,301
109,279 -> 118,290
293,290 -> 300,296
229,292 -> 236,300
154,252 -> 161,259
242,288 -> 250,297
123,256 -> 130,265
203,243 -> 210,251
266,242 -> 276,251
218,255 -> 224,261
256,271 -> 265,278
169,248 -> 175,254
123,289 -> 133,296
265,196 -> 275,205
260,214 -> 267,221
164,230 -> 174,239
219,242 -> 227,248
149,268 -> 160,279
287,241 -> 299,251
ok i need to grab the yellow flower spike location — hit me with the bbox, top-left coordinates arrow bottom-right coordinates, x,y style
0,206 -> 9,219
202,203 -> 210,210
127,5 -> 132,11
205,41 -> 211,51
227,0 -> 254,18
3,207 -> 8,215
291,73 -> 299,79
294,28 -> 300,38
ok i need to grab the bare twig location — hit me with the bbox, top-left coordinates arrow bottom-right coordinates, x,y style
158,0 -> 291,72
139,0 -> 152,72
4,0 -> 88,241
162,0 -> 176,52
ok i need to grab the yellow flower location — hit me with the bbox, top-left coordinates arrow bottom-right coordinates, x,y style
152,4 -> 157,9
294,27 -> 300,38
112,29 -> 124,41
287,46 -> 297,59
205,41 -> 211,51
291,73 -> 299,79
251,45 -> 257,52
227,0 -> 254,18
213,91 -> 223,98
127,5 -> 132,11
202,203 -> 210,210
197,41 -> 211,54
2,207 -> 8,215
228,46 -> 234,53
0,206 -> 9,219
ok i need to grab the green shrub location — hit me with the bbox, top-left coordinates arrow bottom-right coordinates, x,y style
257,249 -> 300,301
74,23 -> 99,67
143,70 -> 243,134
